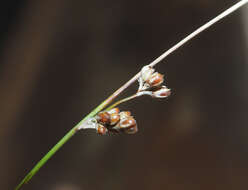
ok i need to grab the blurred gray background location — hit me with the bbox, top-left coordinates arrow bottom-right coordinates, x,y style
1,0 -> 248,189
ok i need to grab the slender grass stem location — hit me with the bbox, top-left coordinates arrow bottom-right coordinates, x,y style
148,0 -> 248,67
15,1 -> 248,189
15,127 -> 76,190
105,94 -> 138,111
14,100 -> 115,190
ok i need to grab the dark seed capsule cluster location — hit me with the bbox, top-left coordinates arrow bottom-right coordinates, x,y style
95,108 -> 138,135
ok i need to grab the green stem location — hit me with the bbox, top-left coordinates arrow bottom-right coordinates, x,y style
105,94 -> 138,111
15,127 -> 77,190
15,99 -> 112,190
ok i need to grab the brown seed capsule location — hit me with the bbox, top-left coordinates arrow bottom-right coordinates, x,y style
113,114 -> 137,131
96,112 -> 111,125
97,124 -> 108,135
123,124 -> 138,134
119,116 -> 136,129
152,86 -> 171,98
147,72 -> 164,87
109,113 -> 120,125
107,107 -> 120,115
119,111 -> 131,120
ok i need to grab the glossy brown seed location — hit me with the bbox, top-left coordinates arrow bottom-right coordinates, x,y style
119,116 -> 136,129
152,86 -> 171,98
96,112 -> 111,124
97,124 -> 108,135
109,113 -> 120,125
123,124 -> 138,134
147,72 -> 164,87
119,111 -> 131,120
107,107 -> 120,115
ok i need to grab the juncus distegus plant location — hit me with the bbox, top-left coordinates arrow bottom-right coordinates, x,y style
15,0 -> 248,189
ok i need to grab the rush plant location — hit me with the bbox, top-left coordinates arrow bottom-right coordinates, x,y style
15,1 -> 248,189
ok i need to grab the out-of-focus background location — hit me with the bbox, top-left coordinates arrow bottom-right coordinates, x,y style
1,0 -> 248,189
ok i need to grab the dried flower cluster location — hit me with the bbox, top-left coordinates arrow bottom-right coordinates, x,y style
95,108 -> 138,135
138,65 -> 171,98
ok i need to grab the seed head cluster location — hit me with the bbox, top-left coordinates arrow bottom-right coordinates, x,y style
95,108 -> 138,135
